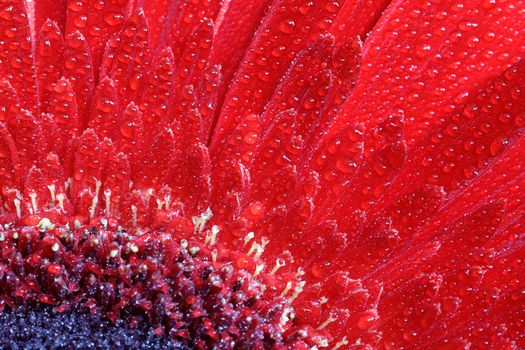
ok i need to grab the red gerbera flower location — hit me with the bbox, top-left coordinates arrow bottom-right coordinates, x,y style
0,0 -> 525,348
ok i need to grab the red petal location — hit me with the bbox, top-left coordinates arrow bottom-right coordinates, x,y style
303,61 -> 525,345
43,77 -> 81,167
0,0 -> 38,113
65,0 -> 133,72
139,48 -> 174,139
251,110 -> 301,182
308,124 -> 364,208
11,110 -> 45,171
72,129 -> 102,196
170,19 -> 219,141
88,78 -> 120,139
446,136 -> 525,217
34,0 -> 67,33
64,30 -> 94,123
157,0 -> 222,59
103,151 -> 130,217
211,0 -> 345,153
209,0 -> 271,92
100,10 -> 151,108
40,113 -> 61,156
314,37 -> 362,136
134,127 -> 175,189
394,61 -> 525,197
210,160 -> 251,234
40,153 -> 67,193
48,78 -> 81,144
24,166 -> 52,212
168,143 -> 212,215
36,20 -> 65,113
314,114 -> 405,224
335,0 -> 525,145
0,80 -> 20,126
210,113 -> 260,214
0,122 -> 19,197
115,102 -> 143,172
196,65 -> 221,138
173,18 -> 213,89
259,36 -> 334,133
374,203 -> 509,348
330,0 -> 391,43
140,0 -> 169,49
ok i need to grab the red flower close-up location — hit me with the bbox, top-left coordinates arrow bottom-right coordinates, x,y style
0,0 -> 524,348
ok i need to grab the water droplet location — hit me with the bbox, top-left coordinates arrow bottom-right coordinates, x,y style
279,19 -> 295,34
489,136 -> 508,156
357,310 -> 378,330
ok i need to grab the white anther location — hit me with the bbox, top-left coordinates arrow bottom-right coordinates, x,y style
253,263 -> 265,277
332,337 -> 349,350
260,237 -> 269,249
211,225 -> 220,242
243,231 -> 254,246
296,267 -> 305,278
87,180 -> 102,219
51,243 -> 60,252
205,225 -> 220,246
47,184 -> 56,201
156,198 -> 162,210
156,194 -> 171,211
271,258 -> 286,275
289,280 -> 306,303
131,205 -> 138,227
211,248 -> 218,262
37,218 -> 54,232
100,218 -> 108,229
129,244 -> 139,253
28,192 -> 38,213
253,244 -> 265,260
104,188 -> 111,215
192,207 -> 213,233
89,195 -> 98,219
280,281 -> 293,298
65,177 -> 72,192
317,315 -> 336,330
13,198 -> 21,218
180,239 -> 188,249
319,297 -> 329,305
164,194 -> 171,210
0,233 -> 5,241
56,193 -> 65,211
74,219 -> 82,230
316,339 -> 329,348
88,191 -> 99,221
95,180 -> 102,196
109,249 -> 118,258
247,241 -> 258,256
279,307 -> 294,326
189,246 -> 200,255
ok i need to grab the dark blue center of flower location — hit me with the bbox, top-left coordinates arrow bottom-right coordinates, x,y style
0,304 -> 186,350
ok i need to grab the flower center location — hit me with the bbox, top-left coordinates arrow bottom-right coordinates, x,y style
0,304 -> 185,349
0,215 -> 318,348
